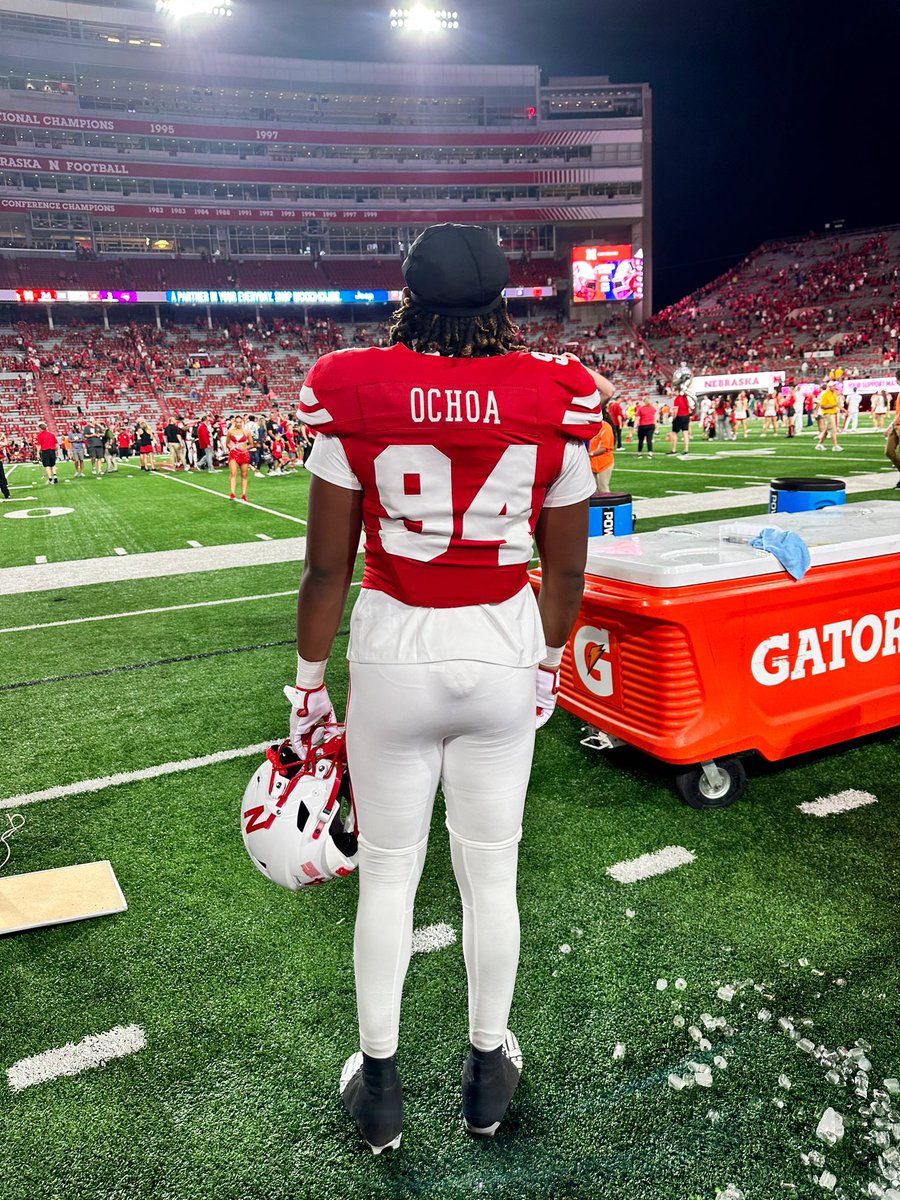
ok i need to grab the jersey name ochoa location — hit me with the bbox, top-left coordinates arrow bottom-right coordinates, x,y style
409,386 -> 501,425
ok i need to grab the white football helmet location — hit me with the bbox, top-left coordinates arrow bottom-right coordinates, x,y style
241,729 -> 358,889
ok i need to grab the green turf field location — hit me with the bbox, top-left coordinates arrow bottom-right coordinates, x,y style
1,431 -> 898,1200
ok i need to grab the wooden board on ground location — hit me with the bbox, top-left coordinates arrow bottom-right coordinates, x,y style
0,861 -> 126,935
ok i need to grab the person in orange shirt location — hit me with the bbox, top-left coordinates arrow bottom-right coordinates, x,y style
588,404 -> 616,493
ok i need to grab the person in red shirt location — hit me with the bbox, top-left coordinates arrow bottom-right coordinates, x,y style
635,398 -> 658,458
35,422 -> 59,485
284,223 -> 612,1153
667,392 -> 693,457
269,434 -> 285,475
606,396 -> 624,448
196,414 -> 215,472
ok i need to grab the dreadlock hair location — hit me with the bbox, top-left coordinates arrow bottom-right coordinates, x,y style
388,294 -> 521,358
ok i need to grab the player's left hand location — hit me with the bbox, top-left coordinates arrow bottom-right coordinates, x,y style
283,683 -> 336,756
535,665 -> 560,730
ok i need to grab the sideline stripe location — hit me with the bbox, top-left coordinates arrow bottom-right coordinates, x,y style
0,638 -> 298,692
636,471 -> 896,519
0,536 -> 307,595
0,741 -> 274,810
798,789 -> 878,817
135,464 -> 307,526
187,540 -> 203,548
0,589 -> 297,635
606,846 -> 696,884
7,1025 -> 146,1092
113,547 -> 128,556
411,923 -> 457,955
34,556 -> 47,565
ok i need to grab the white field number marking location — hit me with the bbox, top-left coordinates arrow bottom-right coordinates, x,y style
4,507 -> 73,519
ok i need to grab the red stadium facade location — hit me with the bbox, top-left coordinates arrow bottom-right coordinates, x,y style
0,0 -> 652,321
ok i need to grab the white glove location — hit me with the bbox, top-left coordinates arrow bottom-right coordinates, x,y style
535,665 -> 560,730
283,683 -> 336,757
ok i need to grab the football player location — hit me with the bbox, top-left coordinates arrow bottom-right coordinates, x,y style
285,223 -> 613,1153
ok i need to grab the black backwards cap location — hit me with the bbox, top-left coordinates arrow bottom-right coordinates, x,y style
401,223 -> 510,318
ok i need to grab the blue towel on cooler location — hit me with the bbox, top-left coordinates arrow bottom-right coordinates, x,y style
748,528 -> 811,580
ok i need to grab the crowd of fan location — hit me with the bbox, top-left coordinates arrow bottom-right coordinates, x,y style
643,232 -> 900,376
2,228 -> 900,464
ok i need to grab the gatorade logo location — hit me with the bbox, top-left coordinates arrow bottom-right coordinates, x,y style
573,625 -> 614,697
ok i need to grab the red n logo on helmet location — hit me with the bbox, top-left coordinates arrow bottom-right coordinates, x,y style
243,805 -> 276,834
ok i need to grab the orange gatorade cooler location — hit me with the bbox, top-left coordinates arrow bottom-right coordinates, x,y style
530,501 -> 900,808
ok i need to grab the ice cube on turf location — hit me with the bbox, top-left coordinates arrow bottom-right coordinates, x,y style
815,1107 -> 845,1145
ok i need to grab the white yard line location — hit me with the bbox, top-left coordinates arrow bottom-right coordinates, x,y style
0,741 -> 274,810
0,580 -> 362,635
1,496 -> 38,502
186,540 -> 203,548
140,466 -> 307,526
0,536 -> 308,596
255,533 -> 273,541
0,590 -> 296,634
113,547 -> 128,556
34,556 -> 47,565
7,1025 -> 146,1093
798,790 -> 878,817
411,923 -> 457,955
606,846 -> 696,884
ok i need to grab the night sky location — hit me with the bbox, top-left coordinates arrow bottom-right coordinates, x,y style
198,0 -> 895,309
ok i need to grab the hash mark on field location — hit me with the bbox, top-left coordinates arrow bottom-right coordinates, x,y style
798,789 -> 878,817
34,556 -> 47,564
607,846 -> 696,884
113,547 -> 128,556
411,923 -> 457,955
255,533 -> 273,541
7,1025 -> 145,1092
187,540 -> 203,548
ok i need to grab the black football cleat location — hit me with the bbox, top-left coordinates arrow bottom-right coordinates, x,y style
462,1030 -> 523,1136
340,1052 -> 402,1155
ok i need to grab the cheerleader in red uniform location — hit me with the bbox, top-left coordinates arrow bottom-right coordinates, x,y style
226,414 -> 251,501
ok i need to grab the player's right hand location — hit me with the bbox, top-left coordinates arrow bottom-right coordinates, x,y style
535,665 -> 560,730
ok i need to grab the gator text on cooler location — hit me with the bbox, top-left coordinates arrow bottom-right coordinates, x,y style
751,610 -> 900,686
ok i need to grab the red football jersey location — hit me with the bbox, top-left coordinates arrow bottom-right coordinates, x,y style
299,344 -> 601,608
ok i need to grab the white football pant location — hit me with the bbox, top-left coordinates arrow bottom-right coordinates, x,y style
346,660 -> 536,1058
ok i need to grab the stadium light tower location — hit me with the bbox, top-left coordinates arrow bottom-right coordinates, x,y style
156,0 -> 233,18
389,6 -> 460,32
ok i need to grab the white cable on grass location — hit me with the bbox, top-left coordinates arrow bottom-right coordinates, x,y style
0,813 -> 25,872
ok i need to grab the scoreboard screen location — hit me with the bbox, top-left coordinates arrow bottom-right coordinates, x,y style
571,245 -> 643,303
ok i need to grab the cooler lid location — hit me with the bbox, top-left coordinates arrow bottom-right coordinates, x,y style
584,500 -> 900,587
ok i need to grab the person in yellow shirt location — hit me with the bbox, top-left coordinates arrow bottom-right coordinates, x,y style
588,406 -> 616,492
814,384 -> 844,452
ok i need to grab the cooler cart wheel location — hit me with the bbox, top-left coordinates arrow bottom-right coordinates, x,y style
674,758 -> 747,809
